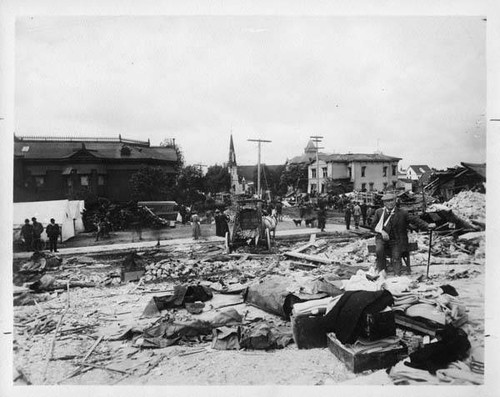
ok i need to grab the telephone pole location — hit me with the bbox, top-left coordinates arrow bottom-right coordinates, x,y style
248,138 -> 271,199
310,135 -> 323,196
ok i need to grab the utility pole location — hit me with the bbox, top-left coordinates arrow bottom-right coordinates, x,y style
248,138 -> 271,199
310,136 -> 323,196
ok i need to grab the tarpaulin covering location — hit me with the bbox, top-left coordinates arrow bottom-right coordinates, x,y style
243,275 -> 343,320
142,284 -> 213,317
139,308 -> 243,348
13,199 -> 85,242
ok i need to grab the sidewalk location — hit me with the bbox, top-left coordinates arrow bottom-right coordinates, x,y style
12,222 -> 360,260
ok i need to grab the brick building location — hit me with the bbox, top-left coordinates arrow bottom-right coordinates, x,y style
14,135 -> 178,202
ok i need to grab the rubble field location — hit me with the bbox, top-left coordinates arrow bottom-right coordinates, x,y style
11,191 -> 486,386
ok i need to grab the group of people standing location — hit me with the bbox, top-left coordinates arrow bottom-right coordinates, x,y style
190,208 -> 230,240
344,201 -> 375,230
20,217 -> 60,253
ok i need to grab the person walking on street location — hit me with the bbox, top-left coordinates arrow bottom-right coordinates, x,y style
360,201 -> 368,225
370,192 -> 436,276
31,217 -> 44,251
20,219 -> 33,252
214,209 -> 230,238
353,202 -> 362,229
344,205 -> 352,230
191,210 -> 201,240
317,204 -> 327,232
366,205 -> 375,226
45,218 -> 60,253
276,201 -> 283,222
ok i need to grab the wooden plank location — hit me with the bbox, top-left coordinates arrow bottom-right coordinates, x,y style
284,251 -> 332,265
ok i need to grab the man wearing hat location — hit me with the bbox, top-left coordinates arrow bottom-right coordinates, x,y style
31,217 -> 44,251
371,192 -> 435,276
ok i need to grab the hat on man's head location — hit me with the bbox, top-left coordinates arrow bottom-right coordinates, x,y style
381,192 -> 396,201
215,209 -> 221,213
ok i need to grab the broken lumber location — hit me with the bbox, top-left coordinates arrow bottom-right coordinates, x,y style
289,261 -> 318,269
42,308 -> 68,383
81,335 -> 104,363
284,251 -> 332,265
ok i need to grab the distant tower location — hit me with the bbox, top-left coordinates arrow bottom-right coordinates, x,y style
228,134 -> 243,194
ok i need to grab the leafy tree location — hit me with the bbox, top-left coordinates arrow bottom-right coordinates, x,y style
253,164 -> 285,197
176,165 -> 205,203
279,162 -> 309,193
160,138 -> 185,174
129,166 -> 176,200
204,164 -> 230,194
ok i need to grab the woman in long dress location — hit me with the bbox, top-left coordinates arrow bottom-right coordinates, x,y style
191,211 -> 201,240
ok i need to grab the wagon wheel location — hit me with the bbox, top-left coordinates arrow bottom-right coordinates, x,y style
266,228 -> 271,250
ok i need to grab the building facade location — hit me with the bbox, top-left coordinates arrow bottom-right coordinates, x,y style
308,153 -> 402,194
14,135 -> 178,202
406,165 -> 432,181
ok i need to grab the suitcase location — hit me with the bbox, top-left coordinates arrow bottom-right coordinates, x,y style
361,308 -> 396,341
291,314 -> 327,349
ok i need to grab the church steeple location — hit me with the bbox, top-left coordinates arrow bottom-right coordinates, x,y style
228,134 -> 237,166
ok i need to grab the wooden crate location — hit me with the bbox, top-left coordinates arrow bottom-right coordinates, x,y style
327,333 -> 408,373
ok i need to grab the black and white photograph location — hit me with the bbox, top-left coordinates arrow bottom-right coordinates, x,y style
1,0 -> 498,395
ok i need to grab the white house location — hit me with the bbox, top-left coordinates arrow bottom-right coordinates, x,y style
308,153 -> 402,194
406,165 -> 432,181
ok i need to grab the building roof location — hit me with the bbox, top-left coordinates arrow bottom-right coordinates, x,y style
288,152 -> 331,164
237,164 -> 283,182
14,136 -> 178,162
323,153 -> 401,163
461,162 -> 486,180
408,165 -> 432,175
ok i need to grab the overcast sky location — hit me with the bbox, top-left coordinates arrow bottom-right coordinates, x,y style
15,15 -> 486,170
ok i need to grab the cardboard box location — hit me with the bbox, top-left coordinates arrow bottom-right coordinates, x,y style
327,333 -> 408,373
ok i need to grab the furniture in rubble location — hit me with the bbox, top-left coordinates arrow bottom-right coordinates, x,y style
367,242 -> 418,271
230,199 -> 272,251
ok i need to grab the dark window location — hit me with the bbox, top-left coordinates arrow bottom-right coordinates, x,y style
361,166 -> 366,177
383,166 -> 388,177
392,165 -> 397,176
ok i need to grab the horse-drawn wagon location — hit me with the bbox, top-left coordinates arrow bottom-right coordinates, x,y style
228,199 -> 277,251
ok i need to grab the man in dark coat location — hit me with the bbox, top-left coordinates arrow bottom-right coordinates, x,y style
31,217 -> 44,251
344,205 -> 352,230
214,209 -> 230,238
360,201 -> 368,225
317,204 -> 327,232
371,192 -> 435,275
20,219 -> 34,252
45,218 -> 60,252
